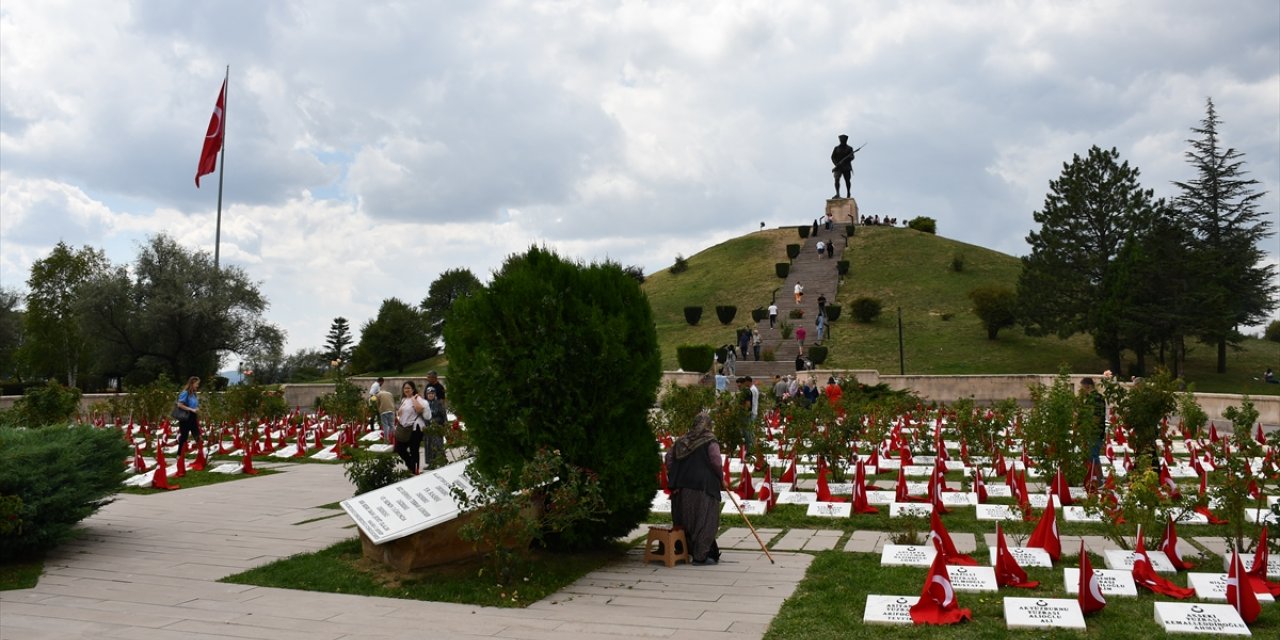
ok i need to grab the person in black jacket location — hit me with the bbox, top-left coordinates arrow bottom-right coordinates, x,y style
665,412 -> 728,565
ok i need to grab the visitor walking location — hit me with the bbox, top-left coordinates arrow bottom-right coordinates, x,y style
752,328 -> 762,361
374,388 -> 395,441
394,381 -> 428,473
796,325 -> 807,348
422,386 -> 448,469
768,303 -> 779,328
794,283 -> 804,304
174,377 -> 202,455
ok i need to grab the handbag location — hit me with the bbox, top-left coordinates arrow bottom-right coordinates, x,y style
171,404 -> 189,421
394,423 -> 413,442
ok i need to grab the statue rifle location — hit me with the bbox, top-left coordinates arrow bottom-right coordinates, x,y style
831,142 -> 867,173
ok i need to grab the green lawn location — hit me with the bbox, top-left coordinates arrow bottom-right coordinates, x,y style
119,467 -> 279,495
0,557 -> 43,591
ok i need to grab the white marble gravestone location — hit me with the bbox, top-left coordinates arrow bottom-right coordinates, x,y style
982,485 -> 1013,499
341,458 -> 477,545
650,491 -> 672,514
940,492 -> 977,507
1104,549 -> 1176,574
1187,572 -> 1276,602
777,491 -> 817,505
862,595 -> 914,625
1154,602 -> 1251,636
989,546 -> 1054,568
1062,506 -> 1103,522
1003,597 -> 1087,630
975,504 -> 1021,521
1062,568 -> 1138,596
946,565 -> 998,592
866,490 -> 897,505
880,544 -> 937,567
826,482 -> 853,495
889,502 -> 933,518
806,501 -> 852,518
1220,555 -> 1280,579
722,499 -> 768,515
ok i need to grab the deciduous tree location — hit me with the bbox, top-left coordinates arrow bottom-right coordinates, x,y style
420,268 -> 481,348
352,298 -> 434,373
21,243 -> 109,388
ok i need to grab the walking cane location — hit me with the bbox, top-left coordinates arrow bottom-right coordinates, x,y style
725,489 -> 775,564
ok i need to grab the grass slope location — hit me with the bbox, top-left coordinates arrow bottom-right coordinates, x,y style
644,224 -> 1278,395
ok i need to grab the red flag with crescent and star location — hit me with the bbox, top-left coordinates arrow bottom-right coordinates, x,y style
909,548 -> 972,625
1078,540 -> 1106,614
196,78 -> 226,187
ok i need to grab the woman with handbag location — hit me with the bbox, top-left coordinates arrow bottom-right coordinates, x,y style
174,377 -> 202,455
394,381 -> 428,474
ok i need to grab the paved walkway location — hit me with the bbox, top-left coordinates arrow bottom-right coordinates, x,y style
0,464 -> 812,640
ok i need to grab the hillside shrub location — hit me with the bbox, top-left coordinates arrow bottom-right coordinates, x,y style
808,345 -> 829,366
750,308 -> 768,323
968,286 -> 1018,340
676,345 -> 715,373
715,305 -> 737,325
825,305 -> 842,322
779,320 -> 794,339
443,247 -> 661,548
851,297 -> 883,323
786,244 -> 801,260
837,260 -> 850,276
775,263 -> 790,278
669,254 -> 689,274
9,381 -> 82,427
316,379 -> 368,423
908,216 -> 937,234
1266,320 -> 1280,342
798,226 -> 811,239
683,306 -> 702,326
652,381 -> 716,439
762,349 -> 776,361
0,425 -> 129,561
788,308 -> 804,319
343,448 -> 411,496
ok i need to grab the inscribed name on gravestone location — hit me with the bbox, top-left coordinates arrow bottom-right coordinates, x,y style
1221,554 -> 1280,579
940,492 -> 976,507
778,491 -> 817,505
947,565 -> 998,592
880,544 -> 937,567
1063,567 -> 1139,596
863,595 -> 914,625
1187,572 -> 1276,602
723,500 -> 768,516
1154,602 -> 1251,636
806,502 -> 852,518
866,490 -> 896,505
889,502 -> 933,518
975,504 -> 1021,521
989,546 -> 1054,568
341,458 -> 476,545
1003,597 -> 1087,630
1062,506 -> 1103,522
650,491 -> 672,514
1104,549 -> 1176,574
982,485 -> 1013,499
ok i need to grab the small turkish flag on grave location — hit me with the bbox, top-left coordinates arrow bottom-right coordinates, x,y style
851,459 -> 879,514
1227,546 -> 1261,624
1158,516 -> 1193,570
1026,494 -> 1061,562
191,441 -> 207,471
151,448 -> 179,491
736,465 -> 756,500
1050,467 -> 1073,506
1131,525 -> 1193,598
909,550 -> 972,625
973,467 -> 987,503
1078,540 -> 1106,615
779,456 -> 796,486
1247,524 -> 1280,596
929,503 -> 976,565
658,462 -> 670,495
994,523 -> 1038,588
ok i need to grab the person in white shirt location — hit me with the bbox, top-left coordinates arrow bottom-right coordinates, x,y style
768,303 -> 779,328
369,377 -> 383,398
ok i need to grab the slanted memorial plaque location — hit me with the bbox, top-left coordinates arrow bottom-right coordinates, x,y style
1063,568 -> 1138,596
1105,549 -> 1176,574
947,565 -> 998,592
777,491 -> 817,505
806,501 -> 852,518
1154,602 -> 1251,636
1221,554 -> 1280,579
889,502 -> 933,518
341,458 -> 476,545
862,595 -> 914,625
989,546 -> 1053,568
975,504 -> 1021,521
1187,572 -> 1276,602
1003,597 -> 1086,630
880,544 -> 936,567
1062,506 -> 1103,522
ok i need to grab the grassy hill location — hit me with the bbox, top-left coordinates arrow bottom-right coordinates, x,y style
642,224 -> 1278,396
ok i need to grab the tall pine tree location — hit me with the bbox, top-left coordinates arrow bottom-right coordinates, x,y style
1018,146 -> 1158,373
325,317 -> 353,363
1172,98 -> 1276,373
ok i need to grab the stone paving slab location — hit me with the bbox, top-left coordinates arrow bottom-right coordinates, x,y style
716,527 -> 783,550
0,464 -> 811,640
771,528 -> 842,551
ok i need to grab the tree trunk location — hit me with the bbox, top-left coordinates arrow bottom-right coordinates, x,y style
1217,338 -> 1227,373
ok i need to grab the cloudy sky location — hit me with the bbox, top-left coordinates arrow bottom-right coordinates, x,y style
2,0 -> 1277,357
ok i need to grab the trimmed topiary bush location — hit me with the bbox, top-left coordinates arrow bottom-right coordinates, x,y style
798,226 -> 811,239
443,247 -> 662,548
950,253 -> 966,272
808,345 -> 829,366
908,216 -> 937,234
825,305 -> 842,322
788,308 -> 804,319
0,425 -> 129,561
715,305 -> 737,325
786,244 -> 801,260
676,345 -> 715,373
851,297 -> 883,323
751,307 -> 768,323
775,263 -> 790,278
683,306 -> 702,326
837,260 -> 850,275
845,224 -> 855,237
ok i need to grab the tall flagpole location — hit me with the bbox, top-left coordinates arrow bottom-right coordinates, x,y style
214,65 -> 228,271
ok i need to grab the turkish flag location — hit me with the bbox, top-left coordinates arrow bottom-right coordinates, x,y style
1078,540 -> 1106,615
851,459 -> 879,514
1131,526 -> 1194,599
779,456 -> 796,486
1227,547 -> 1261,624
1051,467 -> 1074,506
929,504 -> 976,565
1247,524 -> 1280,596
758,465 -> 775,511
736,464 -> 755,500
195,78 -> 226,187
1027,494 -> 1061,562
909,550 -> 972,625
973,467 -> 988,503
1158,516 -> 1194,570
994,523 -> 1039,588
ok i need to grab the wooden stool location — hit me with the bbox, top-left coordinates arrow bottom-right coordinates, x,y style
643,526 -> 690,567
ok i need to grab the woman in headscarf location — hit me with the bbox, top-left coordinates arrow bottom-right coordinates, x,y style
665,412 -> 728,565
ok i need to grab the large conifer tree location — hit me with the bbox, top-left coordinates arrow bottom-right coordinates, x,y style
1172,98 -> 1276,373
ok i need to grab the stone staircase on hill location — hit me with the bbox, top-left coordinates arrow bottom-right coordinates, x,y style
731,209 -> 850,381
